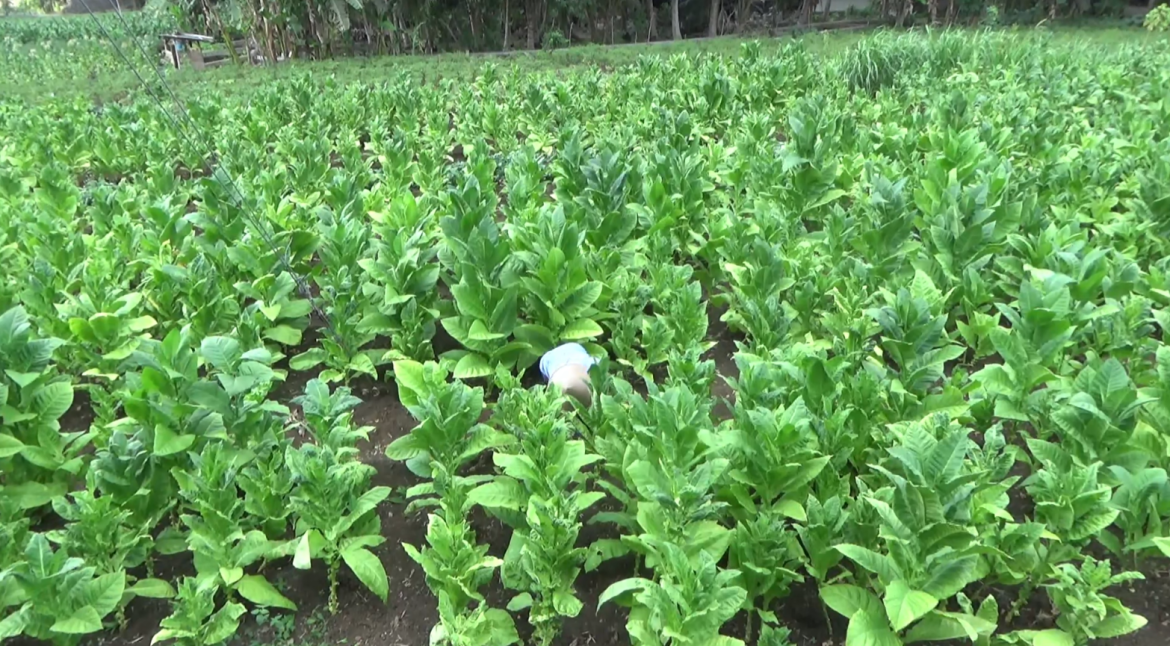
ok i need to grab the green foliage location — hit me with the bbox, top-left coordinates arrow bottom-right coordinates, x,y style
284,381 -> 389,613
2,29 -> 1170,646
386,360 -> 513,485
470,386 -> 603,646
0,534 -> 125,646
152,578 -> 246,646
1145,4 -> 1170,31
1033,558 -> 1146,644
0,306 -> 79,505
600,539 -> 746,646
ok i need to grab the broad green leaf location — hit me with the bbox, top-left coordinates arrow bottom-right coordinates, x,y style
0,607 -> 28,640
263,325 -> 303,346
153,424 -> 195,457
453,353 -> 492,379
508,593 -> 533,611
237,574 -> 297,610
129,578 -> 176,599
821,585 -> 882,620
994,398 -> 1030,422
126,315 -> 157,332
774,499 -> 806,522
904,612 -> 994,643
574,491 -> 606,514
33,381 -> 73,421
392,360 -> 425,396
846,609 -> 900,646
204,601 -> 246,644
332,486 -> 391,538
883,581 -> 937,631
586,539 -> 630,572
835,544 -> 899,583
220,567 -> 244,586
89,571 -> 126,616
385,434 -> 425,460
468,320 -> 506,341
468,479 -> 527,510
561,318 -> 604,340
349,353 -> 378,377
921,555 -> 977,599
341,546 -> 389,602
289,348 -> 327,371
102,339 -> 141,362
5,370 -> 40,388
808,189 -> 848,211
50,606 -> 104,634
5,481 -> 66,509
200,336 -> 240,368
0,434 -> 24,458
1030,629 -> 1074,646
1093,610 -> 1147,638
553,590 -> 584,617
598,578 -> 652,608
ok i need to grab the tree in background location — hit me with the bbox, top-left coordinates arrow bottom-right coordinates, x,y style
7,0 -> 1139,57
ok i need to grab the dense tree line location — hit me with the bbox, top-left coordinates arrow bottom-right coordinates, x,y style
174,0 -> 1144,58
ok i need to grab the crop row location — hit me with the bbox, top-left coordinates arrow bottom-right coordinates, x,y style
2,31 -> 1170,646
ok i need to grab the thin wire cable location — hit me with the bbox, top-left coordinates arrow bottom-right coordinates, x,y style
75,0 -> 343,347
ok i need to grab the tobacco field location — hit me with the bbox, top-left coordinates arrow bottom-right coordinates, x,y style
2,29 -> 1170,646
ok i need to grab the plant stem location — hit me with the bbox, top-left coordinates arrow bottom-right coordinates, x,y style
1010,543 -> 1051,622
328,560 -> 340,615
745,608 -> 754,645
